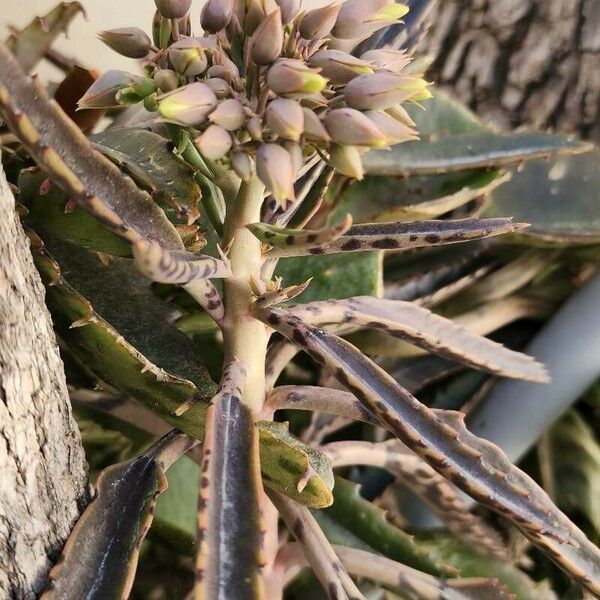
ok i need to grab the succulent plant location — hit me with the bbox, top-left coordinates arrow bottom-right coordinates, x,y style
2,1 -> 600,599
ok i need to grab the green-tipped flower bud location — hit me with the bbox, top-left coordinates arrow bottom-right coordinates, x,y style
154,69 -> 179,92
169,38 -> 209,77
232,150 -> 255,181
154,0 -> 192,19
257,143 -> 295,205
332,0 -> 409,40
309,49 -> 373,84
302,108 -> 331,142
251,8 -> 284,65
194,125 -> 232,160
360,48 -> 411,72
201,0 -> 235,33
275,0 -> 301,24
329,144 -> 364,179
266,59 -> 328,96
247,116 -> 263,140
158,82 -> 218,126
324,108 -> 387,147
282,140 -> 303,176
98,28 -> 152,59
266,99 -> 304,141
209,98 -> 247,130
299,3 -> 341,39
78,70 -> 132,109
365,110 -> 418,144
117,76 -> 157,105
206,77 -> 231,99
344,72 -> 429,110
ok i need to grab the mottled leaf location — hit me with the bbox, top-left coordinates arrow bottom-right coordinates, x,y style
5,2 -> 84,71
41,431 -> 197,600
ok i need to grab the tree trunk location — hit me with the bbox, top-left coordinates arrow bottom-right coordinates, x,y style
421,0 -> 600,141
0,159 -> 89,600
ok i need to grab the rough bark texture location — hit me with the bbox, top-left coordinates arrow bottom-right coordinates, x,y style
0,159 -> 89,600
422,0 -> 600,141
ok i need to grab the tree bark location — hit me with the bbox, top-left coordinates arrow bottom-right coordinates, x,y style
0,159 -> 89,600
421,0 -> 600,141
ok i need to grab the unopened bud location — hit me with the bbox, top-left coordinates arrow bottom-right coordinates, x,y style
324,108 -> 387,147
365,110 -> 418,144
78,70 -> 132,109
275,0 -> 301,24
344,72 -> 429,110
209,98 -> 247,131
329,144 -> 364,179
282,140 -> 303,176
247,116 -> 263,140
98,28 -> 152,59
158,82 -> 218,126
332,0 -> 409,40
201,0 -> 235,33
360,48 -> 411,72
302,108 -> 330,142
257,143 -> 295,205
309,49 -> 373,84
299,3 -> 341,39
251,8 -> 284,65
206,77 -> 231,99
154,69 -> 179,92
195,125 -> 232,160
266,98 -> 304,141
232,151 -> 255,181
153,12 -> 191,48
169,38 -> 208,77
245,0 -> 279,35
154,0 -> 192,19
266,59 -> 328,96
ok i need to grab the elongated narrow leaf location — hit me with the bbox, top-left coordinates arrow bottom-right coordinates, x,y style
196,362 -> 265,599
248,215 -> 352,251
269,490 -> 367,600
41,431 -> 197,600
286,296 -> 548,383
6,2 -> 84,71
325,440 -> 508,559
269,218 -> 524,257
363,132 -> 593,177
0,42 -> 183,251
257,307 -> 600,595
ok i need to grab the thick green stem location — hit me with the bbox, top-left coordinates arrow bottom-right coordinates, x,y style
222,176 -> 269,414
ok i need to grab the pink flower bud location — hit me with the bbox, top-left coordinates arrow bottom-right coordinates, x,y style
195,125 -> 233,160
266,98 -> 304,141
302,108 -> 331,142
324,108 -> 387,147
275,0 -> 302,24
154,69 -> 179,93
98,28 -> 152,59
299,3 -> 341,39
360,48 -> 411,72
158,82 -> 218,126
282,140 -> 304,176
257,143 -> 295,205
332,0 -> 409,40
206,77 -> 232,99
266,59 -> 328,96
251,8 -> 284,65
154,0 -> 192,19
365,110 -> 418,144
201,0 -> 235,33
344,72 -> 429,110
247,116 -> 264,140
209,98 -> 247,131
309,49 -> 373,84
168,38 -> 208,77
329,144 -> 364,179
78,70 -> 150,109
232,151 -> 255,181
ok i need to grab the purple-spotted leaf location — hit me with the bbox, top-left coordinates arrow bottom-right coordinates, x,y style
41,431 -> 197,600
267,218 -> 525,257
285,296 -> 548,383
256,307 -> 600,595
195,362 -> 265,599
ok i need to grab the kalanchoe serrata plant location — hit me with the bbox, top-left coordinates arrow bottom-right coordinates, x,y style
2,0 -> 600,599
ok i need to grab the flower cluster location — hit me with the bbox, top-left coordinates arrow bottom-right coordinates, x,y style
80,0 -> 429,206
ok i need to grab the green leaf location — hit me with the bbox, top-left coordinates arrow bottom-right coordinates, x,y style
363,132 -> 592,177
20,169 -> 132,257
543,411 -> 600,535
91,128 -> 202,225
322,477 -> 453,577
5,2 -> 84,71
276,251 -> 383,303
483,150 -> 600,244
